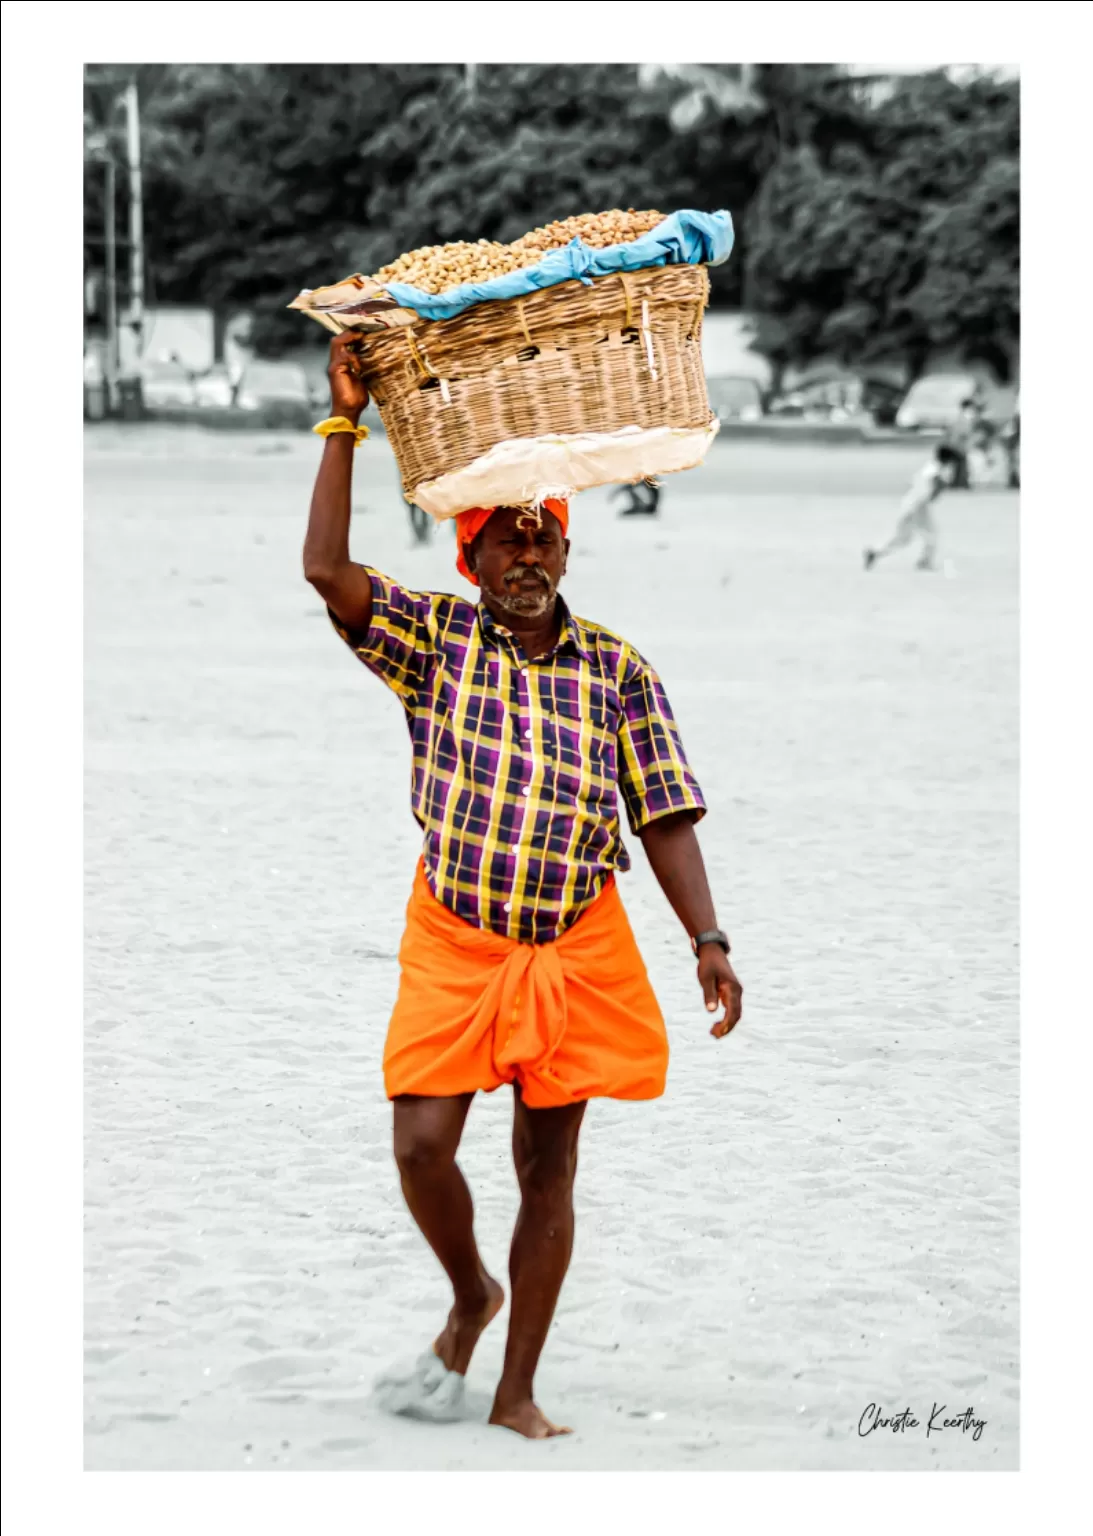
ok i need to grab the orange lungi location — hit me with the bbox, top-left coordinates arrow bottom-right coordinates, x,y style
384,862 -> 669,1108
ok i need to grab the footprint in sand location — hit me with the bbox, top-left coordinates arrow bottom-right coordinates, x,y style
232,1354 -> 338,1390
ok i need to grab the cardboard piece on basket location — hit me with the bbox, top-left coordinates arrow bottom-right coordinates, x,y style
287,274 -> 418,335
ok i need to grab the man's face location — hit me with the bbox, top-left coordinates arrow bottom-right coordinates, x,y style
468,507 -> 569,619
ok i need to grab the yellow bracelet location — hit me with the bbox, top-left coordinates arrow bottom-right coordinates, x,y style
313,415 -> 370,445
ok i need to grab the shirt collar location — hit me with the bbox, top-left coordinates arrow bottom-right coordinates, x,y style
478,594 -> 591,664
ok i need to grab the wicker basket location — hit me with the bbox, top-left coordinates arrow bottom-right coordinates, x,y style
354,263 -> 714,516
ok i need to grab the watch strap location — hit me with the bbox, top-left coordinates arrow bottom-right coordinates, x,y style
692,928 -> 730,955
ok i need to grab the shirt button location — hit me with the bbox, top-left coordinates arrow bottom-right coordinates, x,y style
524,729 -> 532,739
521,786 -> 530,796
503,902 -> 512,912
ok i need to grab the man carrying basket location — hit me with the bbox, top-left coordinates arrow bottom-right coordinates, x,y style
303,332 -> 743,1440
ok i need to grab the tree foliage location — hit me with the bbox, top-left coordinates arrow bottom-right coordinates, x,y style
83,64 -> 1018,373
744,70 -> 1019,377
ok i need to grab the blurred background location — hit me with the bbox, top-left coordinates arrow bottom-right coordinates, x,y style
82,62 -> 1019,451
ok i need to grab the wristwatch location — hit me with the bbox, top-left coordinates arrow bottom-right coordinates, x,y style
692,928 -> 731,956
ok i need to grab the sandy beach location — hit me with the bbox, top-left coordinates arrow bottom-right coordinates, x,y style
84,424 -> 1018,1470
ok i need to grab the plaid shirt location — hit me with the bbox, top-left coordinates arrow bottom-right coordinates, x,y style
331,568 -> 706,944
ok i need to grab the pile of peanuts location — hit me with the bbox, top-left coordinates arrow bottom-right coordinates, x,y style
510,208 -> 664,258
372,239 -> 521,294
371,209 -> 664,296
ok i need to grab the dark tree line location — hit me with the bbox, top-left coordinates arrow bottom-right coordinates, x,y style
84,64 -> 1018,378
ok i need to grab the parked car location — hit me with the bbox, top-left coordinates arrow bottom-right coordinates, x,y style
895,373 -> 984,432
768,366 -> 906,426
768,369 -> 860,422
194,365 -> 237,410
767,384 -> 810,419
140,358 -> 197,410
235,360 -> 313,426
983,383 -> 1019,428
708,375 -> 764,422
858,376 -> 905,427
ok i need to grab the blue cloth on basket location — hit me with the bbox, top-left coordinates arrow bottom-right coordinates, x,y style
380,209 -> 734,322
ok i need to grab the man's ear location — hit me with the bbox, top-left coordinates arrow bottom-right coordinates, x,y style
562,536 -> 571,571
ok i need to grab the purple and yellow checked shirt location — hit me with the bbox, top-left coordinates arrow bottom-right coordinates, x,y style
331,569 -> 706,944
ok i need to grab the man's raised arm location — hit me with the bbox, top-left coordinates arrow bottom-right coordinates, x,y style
303,333 -> 375,634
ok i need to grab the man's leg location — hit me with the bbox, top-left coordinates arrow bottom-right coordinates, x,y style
408,503 -> 431,544
865,511 -> 916,567
489,1090 -> 587,1438
392,1093 -> 504,1374
915,507 -> 939,570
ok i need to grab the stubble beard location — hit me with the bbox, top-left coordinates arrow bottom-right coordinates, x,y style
485,568 -> 558,619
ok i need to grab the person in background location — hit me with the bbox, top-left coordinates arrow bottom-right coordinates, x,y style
83,343 -> 108,422
611,479 -> 661,516
864,444 -> 962,572
408,503 -> 432,544
302,333 -> 743,1440
1001,392 -> 1020,489
945,397 -> 990,489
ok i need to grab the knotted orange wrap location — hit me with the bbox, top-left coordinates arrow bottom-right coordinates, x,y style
455,500 -> 570,585
384,862 -> 668,1108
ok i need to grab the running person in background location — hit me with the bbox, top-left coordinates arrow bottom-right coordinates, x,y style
864,444 -> 961,572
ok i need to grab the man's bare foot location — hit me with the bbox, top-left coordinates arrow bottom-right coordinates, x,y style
432,1274 -> 505,1376
489,1395 -> 573,1439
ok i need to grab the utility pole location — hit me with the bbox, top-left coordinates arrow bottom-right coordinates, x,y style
86,130 -> 120,415
103,152 -> 118,413
124,77 -> 145,358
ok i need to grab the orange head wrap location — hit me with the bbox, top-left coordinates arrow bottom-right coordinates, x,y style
455,500 -> 569,585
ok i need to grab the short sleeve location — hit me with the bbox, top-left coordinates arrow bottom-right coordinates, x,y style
616,650 -> 707,834
328,567 -> 434,701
